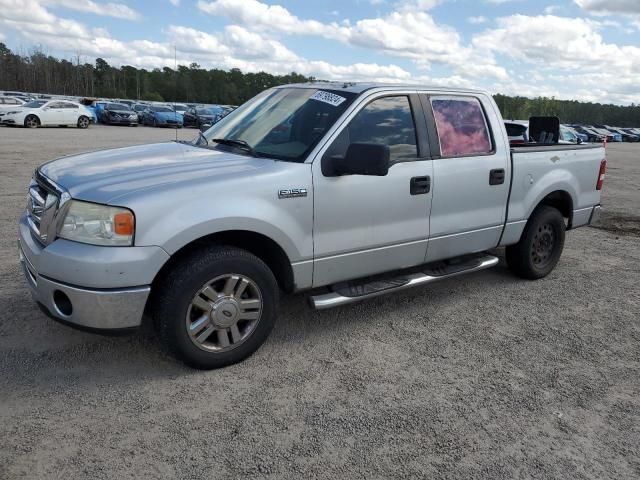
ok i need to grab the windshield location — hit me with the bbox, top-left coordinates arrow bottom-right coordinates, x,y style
202,87 -> 357,162
107,103 -> 130,110
197,108 -> 218,115
152,106 -> 173,113
23,100 -> 47,108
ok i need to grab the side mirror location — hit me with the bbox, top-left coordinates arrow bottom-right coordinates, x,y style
576,137 -> 583,145
200,123 -> 212,132
329,143 -> 390,177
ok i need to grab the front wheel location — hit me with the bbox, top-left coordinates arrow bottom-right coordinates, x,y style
506,206 -> 566,279
77,116 -> 90,129
155,246 -> 279,369
24,115 -> 40,128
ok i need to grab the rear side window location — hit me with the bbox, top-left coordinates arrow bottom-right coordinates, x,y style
431,96 -> 492,157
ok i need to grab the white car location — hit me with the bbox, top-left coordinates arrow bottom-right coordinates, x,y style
2,99 -> 91,129
0,96 -> 25,111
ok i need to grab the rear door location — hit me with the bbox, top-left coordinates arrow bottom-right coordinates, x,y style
421,94 -> 510,262
59,102 -> 80,124
312,92 -> 433,286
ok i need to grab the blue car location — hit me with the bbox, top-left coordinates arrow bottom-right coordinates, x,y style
142,105 -> 184,128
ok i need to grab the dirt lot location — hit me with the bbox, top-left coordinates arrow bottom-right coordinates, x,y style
0,125 -> 638,479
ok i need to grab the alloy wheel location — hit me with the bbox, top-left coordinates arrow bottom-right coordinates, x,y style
185,274 -> 263,353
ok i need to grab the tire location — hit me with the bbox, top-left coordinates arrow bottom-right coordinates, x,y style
506,205 -> 566,279
77,116 -> 90,129
155,246 -> 279,369
24,115 -> 40,129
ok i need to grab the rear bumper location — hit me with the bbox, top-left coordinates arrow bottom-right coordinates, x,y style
589,205 -> 602,225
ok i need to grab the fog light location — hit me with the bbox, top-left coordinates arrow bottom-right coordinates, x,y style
53,290 -> 73,317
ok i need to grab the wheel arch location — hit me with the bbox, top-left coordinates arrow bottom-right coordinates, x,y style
534,189 -> 574,227
151,230 -> 295,295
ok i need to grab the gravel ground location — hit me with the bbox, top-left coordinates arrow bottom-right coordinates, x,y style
0,125 -> 638,479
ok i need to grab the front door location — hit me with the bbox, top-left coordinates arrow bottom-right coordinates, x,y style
312,93 -> 433,287
422,94 -> 510,262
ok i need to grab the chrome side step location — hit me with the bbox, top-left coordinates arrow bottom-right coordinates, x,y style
309,254 -> 499,310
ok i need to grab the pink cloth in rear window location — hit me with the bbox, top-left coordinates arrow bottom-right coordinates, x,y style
432,98 -> 492,157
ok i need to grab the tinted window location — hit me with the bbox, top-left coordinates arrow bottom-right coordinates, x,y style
431,97 -> 492,157
23,100 -> 47,108
151,106 -> 173,112
60,102 -> 77,109
328,96 -> 418,162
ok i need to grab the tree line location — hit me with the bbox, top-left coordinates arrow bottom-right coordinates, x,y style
1,43 -> 639,126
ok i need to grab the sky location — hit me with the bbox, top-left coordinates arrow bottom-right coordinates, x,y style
0,0 -> 639,105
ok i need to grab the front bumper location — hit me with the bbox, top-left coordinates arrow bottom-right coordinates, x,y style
19,244 -> 149,330
18,214 -> 169,330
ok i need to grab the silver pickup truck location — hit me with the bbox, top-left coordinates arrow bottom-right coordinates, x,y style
18,83 -> 606,369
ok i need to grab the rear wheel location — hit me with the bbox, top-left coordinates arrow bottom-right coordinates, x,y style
24,115 -> 40,129
155,246 -> 279,369
77,116 -> 90,129
506,206 -> 566,279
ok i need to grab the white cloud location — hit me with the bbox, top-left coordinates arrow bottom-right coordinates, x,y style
473,14 -> 640,103
468,16 -> 488,24
575,0 -> 640,14
42,0 -> 141,20
198,0 -> 508,80
169,0 -> 181,5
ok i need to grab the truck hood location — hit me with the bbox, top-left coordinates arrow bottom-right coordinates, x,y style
39,142 -> 273,204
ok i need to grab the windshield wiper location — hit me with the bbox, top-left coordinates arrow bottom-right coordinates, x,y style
211,138 -> 257,156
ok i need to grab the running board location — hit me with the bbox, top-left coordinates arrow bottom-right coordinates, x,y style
309,254 -> 499,310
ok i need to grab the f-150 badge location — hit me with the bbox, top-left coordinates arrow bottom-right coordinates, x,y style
278,188 -> 308,199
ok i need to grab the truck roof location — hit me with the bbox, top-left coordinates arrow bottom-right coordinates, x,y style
280,82 -> 488,96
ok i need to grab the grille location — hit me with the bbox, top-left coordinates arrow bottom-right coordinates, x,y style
26,175 -> 60,244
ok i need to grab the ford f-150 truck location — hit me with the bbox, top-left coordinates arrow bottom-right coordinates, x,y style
18,83 -> 606,369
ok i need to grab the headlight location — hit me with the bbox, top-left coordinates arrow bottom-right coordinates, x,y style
58,200 -> 135,246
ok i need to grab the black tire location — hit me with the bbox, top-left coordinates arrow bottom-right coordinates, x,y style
155,246 -> 279,369
77,115 -> 90,129
24,115 -> 40,129
506,205 -> 566,279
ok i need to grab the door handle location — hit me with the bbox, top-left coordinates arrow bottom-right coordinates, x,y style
410,176 -> 430,195
489,169 -> 505,185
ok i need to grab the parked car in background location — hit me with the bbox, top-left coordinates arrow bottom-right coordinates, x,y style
561,125 -> 588,143
101,102 -> 138,126
591,126 -> 620,142
92,101 -> 107,123
571,125 -> 605,142
171,103 -> 189,115
0,96 -> 25,112
604,126 -> 639,142
142,105 -> 184,128
1,99 -> 91,128
183,106 -> 224,129
504,120 -> 528,145
132,103 -> 148,122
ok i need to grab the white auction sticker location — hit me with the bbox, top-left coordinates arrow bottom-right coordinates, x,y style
310,90 -> 347,107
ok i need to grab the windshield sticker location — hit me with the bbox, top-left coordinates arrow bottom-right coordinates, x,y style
310,91 -> 347,107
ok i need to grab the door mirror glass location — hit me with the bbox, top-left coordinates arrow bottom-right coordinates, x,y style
332,143 -> 390,176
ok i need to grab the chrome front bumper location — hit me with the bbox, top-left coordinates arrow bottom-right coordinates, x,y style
19,242 -> 150,330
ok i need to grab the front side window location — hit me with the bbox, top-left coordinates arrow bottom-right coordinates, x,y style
326,95 -> 418,162
202,87 -> 357,162
431,96 -> 492,157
